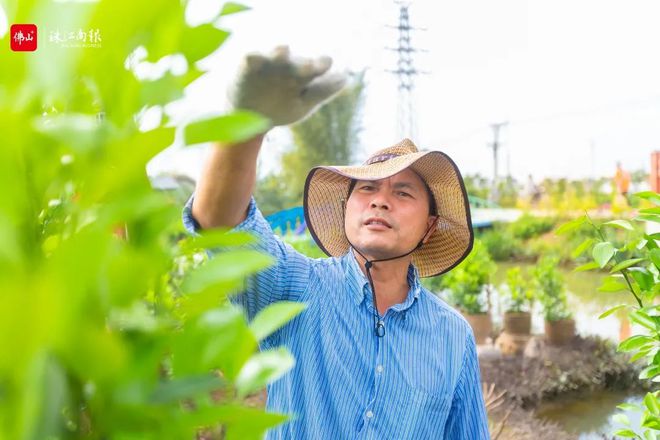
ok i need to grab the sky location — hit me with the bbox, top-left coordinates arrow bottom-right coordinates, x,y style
130,0 -> 660,183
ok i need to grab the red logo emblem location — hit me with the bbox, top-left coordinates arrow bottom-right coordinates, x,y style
10,24 -> 37,52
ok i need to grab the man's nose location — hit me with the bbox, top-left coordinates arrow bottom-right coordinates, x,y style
370,193 -> 391,210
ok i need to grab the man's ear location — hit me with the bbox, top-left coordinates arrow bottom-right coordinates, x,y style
423,216 -> 439,243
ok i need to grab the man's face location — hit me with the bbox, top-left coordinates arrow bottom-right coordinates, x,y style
344,168 -> 437,260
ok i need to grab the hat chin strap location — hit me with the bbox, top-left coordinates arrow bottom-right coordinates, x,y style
344,222 -> 435,338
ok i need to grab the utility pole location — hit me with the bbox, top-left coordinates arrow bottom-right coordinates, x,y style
489,121 -> 508,203
386,2 -> 428,140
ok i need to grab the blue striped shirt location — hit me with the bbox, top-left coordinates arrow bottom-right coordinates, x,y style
183,196 -> 489,439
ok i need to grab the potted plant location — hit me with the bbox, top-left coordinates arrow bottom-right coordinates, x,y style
440,240 -> 496,344
502,267 -> 534,336
533,255 -> 575,345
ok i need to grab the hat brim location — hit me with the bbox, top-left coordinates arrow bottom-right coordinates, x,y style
303,150 -> 474,277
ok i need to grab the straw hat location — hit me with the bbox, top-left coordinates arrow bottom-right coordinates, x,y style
303,138 -> 474,278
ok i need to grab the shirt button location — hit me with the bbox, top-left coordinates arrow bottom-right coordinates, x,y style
366,410 -> 374,419
376,365 -> 384,374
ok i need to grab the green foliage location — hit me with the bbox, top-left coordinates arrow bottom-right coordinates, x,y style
463,174 -> 490,201
480,212 -> 628,266
552,214 -> 633,266
509,213 -> 556,240
440,240 -> 496,314
495,175 -> 520,208
478,226 -> 524,262
503,267 -> 534,313
478,215 -> 557,263
538,177 -> 603,212
0,1 -> 303,438
288,70 -> 365,169
526,235 -> 563,263
479,214 -> 557,264
533,255 -> 571,321
184,111 -> 270,145
466,175 -> 633,214
562,191 -> 660,439
253,173 -> 295,216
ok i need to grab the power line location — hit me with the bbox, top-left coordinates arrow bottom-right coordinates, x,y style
431,94 -> 660,146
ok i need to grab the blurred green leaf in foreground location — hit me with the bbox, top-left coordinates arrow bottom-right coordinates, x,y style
0,0 -> 295,438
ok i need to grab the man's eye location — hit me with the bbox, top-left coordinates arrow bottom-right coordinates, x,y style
360,185 -> 375,190
397,191 -> 411,197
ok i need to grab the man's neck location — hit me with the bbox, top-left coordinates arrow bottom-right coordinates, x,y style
352,249 -> 412,315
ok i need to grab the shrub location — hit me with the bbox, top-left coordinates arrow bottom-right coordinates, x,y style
533,255 -> 571,321
509,214 -> 556,240
479,227 -> 524,261
502,267 -> 534,313
440,240 -> 496,314
526,235 -> 563,263
0,1 -> 300,438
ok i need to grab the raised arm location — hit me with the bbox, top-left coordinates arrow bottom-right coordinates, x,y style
192,135 -> 264,229
189,46 -> 346,230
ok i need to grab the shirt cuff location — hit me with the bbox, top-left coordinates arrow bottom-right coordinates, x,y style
182,194 -> 259,236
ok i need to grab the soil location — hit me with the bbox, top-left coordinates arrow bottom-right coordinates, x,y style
480,334 -> 647,439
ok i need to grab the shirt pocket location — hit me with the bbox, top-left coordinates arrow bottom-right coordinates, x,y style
393,386 -> 453,439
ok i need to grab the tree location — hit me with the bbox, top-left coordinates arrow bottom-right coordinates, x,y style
496,175 -> 520,208
253,172 -> 294,216
463,173 -> 491,201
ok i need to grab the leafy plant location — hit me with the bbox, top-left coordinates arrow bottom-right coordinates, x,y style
502,267 -> 534,313
495,175 -> 520,208
479,227 -> 524,262
509,213 -> 556,240
463,174 -> 491,201
559,191 -> 660,439
525,235 -> 563,263
533,255 -> 571,322
0,0 -> 302,438
440,239 -> 496,314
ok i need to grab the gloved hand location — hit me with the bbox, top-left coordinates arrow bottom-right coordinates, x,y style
228,46 -> 347,126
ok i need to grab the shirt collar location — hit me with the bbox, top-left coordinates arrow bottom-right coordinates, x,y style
343,250 -> 421,312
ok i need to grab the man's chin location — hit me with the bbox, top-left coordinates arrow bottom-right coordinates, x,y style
352,244 -> 399,261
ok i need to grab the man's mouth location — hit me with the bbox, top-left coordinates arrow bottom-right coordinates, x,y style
364,217 -> 392,228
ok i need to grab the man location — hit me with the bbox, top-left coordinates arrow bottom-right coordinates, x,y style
184,47 -> 489,439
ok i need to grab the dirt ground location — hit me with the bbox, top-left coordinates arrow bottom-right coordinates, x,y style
480,334 -> 646,439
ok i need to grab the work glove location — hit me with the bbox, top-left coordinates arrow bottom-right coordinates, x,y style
228,46 -> 347,126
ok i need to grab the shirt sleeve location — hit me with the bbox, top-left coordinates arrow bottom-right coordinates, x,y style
182,194 -> 312,322
443,331 -> 490,439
